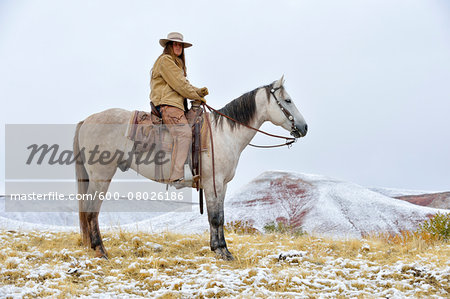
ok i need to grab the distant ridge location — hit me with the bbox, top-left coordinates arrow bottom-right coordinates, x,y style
394,192 -> 450,210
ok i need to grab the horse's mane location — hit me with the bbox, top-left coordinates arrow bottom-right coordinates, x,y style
214,85 -> 271,130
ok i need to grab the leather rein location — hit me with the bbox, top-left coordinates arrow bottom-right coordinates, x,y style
202,86 -> 297,149
196,85 -> 298,210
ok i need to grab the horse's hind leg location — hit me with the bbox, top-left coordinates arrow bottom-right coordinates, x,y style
80,180 -> 112,258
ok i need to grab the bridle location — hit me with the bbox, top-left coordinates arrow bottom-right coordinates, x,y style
270,86 -> 297,135
198,85 -> 298,203
203,84 -> 298,148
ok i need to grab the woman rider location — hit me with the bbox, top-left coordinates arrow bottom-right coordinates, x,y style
150,32 -> 208,184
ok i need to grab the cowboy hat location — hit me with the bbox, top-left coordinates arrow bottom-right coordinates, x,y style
159,32 -> 192,48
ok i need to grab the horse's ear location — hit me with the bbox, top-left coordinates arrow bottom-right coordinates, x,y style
273,75 -> 285,89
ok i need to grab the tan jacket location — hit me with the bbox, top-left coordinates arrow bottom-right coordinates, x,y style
150,54 -> 202,110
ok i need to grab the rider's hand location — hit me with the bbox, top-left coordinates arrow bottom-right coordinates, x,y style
199,87 -> 209,97
199,97 -> 207,104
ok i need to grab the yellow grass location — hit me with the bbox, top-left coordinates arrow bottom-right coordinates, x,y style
0,229 -> 448,297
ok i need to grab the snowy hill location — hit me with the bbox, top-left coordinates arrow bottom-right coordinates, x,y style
225,171 -> 448,238
1,171 -> 448,238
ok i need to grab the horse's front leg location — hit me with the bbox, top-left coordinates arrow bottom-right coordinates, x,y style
205,185 -> 234,261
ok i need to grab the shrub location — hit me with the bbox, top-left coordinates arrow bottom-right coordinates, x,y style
419,212 -> 450,241
263,221 -> 305,237
224,220 -> 259,235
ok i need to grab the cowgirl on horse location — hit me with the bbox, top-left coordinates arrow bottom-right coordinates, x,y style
150,32 -> 208,186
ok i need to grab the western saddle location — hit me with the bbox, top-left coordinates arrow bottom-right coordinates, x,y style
123,101 -> 209,190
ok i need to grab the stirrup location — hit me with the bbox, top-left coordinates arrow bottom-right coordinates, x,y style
193,175 -> 200,183
169,178 -> 186,189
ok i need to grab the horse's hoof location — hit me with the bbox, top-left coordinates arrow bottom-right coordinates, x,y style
94,252 -> 108,259
214,247 -> 234,261
95,254 -> 108,260
94,247 -> 108,259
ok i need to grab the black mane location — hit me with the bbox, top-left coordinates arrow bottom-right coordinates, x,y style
214,85 -> 270,130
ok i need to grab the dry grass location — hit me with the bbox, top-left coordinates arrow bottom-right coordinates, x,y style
0,229 -> 449,297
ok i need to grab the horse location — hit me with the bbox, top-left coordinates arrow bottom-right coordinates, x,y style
74,76 -> 308,260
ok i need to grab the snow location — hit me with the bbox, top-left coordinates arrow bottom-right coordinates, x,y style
1,171 -> 447,237
1,233 -> 448,297
224,171 -> 448,238
369,187 -> 443,197
0,171 -> 449,297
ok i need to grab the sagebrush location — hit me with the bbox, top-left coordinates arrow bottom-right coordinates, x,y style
419,212 -> 450,241
263,220 -> 305,237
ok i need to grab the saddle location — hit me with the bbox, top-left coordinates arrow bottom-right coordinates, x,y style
124,102 -> 210,188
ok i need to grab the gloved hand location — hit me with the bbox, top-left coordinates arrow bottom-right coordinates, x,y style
199,87 -> 209,97
199,97 -> 207,104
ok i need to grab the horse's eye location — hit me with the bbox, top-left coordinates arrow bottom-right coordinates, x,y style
285,99 -> 292,103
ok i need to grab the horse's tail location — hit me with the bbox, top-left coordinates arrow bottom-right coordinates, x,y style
74,121 -> 90,245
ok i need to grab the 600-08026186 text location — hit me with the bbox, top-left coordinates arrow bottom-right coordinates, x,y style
8,191 -> 185,201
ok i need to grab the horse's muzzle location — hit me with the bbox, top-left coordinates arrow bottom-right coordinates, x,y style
291,123 -> 308,138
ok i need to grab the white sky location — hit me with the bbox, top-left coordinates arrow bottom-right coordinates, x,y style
1,0 -> 449,195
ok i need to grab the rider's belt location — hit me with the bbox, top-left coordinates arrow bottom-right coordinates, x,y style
150,102 -> 162,118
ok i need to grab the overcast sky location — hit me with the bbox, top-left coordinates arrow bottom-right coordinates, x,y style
1,0 -> 449,196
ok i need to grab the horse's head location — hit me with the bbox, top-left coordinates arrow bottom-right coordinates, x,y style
266,76 -> 308,138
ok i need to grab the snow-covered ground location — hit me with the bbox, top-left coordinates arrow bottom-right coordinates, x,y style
0,195 -> 207,233
1,171 -> 449,297
1,230 -> 449,298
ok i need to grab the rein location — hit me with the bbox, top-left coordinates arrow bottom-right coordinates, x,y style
202,86 -> 297,149
197,85 -> 297,204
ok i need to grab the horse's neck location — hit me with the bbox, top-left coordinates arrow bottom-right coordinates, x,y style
214,94 -> 268,153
